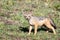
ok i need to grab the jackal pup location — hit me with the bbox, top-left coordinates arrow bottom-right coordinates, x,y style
23,11 -> 56,35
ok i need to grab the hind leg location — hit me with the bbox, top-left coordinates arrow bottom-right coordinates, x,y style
45,23 -> 56,35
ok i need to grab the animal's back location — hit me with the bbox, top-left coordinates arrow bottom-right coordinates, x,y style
29,16 -> 47,25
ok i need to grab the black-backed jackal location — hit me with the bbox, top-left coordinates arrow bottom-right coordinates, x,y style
22,11 -> 56,35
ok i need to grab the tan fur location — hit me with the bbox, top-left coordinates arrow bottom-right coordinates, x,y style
28,18 -> 56,35
23,11 -> 56,35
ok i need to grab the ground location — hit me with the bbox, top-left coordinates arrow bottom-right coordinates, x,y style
0,0 -> 60,40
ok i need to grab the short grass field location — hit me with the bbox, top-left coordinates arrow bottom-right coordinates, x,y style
0,0 -> 60,40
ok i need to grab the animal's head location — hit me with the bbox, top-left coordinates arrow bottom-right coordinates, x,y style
22,10 -> 33,19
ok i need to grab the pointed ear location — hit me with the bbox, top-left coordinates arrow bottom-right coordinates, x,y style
22,10 -> 27,16
28,10 -> 33,16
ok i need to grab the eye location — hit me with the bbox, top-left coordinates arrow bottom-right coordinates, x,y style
28,16 -> 30,17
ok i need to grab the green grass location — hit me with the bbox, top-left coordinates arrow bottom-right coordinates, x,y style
0,0 -> 60,40
0,26 -> 60,40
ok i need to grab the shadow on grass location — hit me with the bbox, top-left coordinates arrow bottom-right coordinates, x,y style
19,25 -> 53,33
19,27 -> 29,32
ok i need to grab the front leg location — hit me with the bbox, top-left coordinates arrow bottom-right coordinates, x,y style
28,26 -> 32,35
34,25 -> 38,35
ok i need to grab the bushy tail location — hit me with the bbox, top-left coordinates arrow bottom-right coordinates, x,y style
50,18 -> 57,29
47,14 -> 56,29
